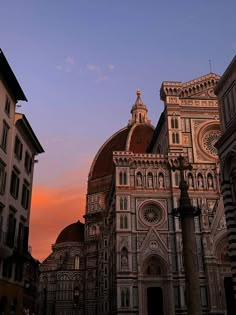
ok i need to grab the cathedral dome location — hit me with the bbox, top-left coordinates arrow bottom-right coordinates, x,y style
89,90 -> 154,182
55,221 -> 84,244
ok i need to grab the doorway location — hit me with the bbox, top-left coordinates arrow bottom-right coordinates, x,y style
147,287 -> 163,315
224,277 -> 236,315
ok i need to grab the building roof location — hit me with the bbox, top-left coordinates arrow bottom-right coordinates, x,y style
15,113 -> 44,154
214,55 -> 236,95
55,221 -> 85,244
0,49 -> 27,101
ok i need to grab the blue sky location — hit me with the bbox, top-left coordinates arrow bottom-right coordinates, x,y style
0,0 -> 235,259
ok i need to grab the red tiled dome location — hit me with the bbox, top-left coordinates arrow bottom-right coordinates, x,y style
89,123 -> 154,181
55,221 -> 84,244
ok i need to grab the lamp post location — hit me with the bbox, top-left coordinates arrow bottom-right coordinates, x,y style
171,156 -> 201,315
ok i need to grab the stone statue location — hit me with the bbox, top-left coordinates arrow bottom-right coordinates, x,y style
207,175 -> 213,189
136,173 -> 142,187
158,174 -> 164,188
188,174 -> 193,188
121,254 -> 128,268
148,175 -> 153,187
197,174 -> 203,189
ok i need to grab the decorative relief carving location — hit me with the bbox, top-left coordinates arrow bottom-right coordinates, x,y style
181,99 -> 218,107
120,236 -> 129,249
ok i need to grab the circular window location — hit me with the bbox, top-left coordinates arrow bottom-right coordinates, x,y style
202,130 -> 221,157
197,122 -> 221,160
143,206 -> 160,224
139,202 -> 164,226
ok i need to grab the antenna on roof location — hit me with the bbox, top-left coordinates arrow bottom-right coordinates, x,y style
208,59 -> 212,73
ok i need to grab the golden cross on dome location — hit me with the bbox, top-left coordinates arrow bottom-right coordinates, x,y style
136,88 -> 141,96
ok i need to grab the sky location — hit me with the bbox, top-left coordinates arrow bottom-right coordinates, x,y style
0,0 -> 235,261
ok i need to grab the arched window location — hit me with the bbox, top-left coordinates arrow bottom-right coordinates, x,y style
120,216 -> 124,229
171,117 -> 175,129
120,197 -> 124,210
124,197 -> 128,210
73,286 -> 79,306
171,117 -> 178,129
172,132 -> 176,144
124,215 -> 128,228
139,113 -> 142,123
174,118 -> 178,129
119,172 -> 123,185
172,132 -> 180,144
74,255 -> 80,270
123,172 -> 127,185
176,132 -> 180,143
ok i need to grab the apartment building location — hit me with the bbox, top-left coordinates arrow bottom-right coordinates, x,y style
0,49 -> 44,314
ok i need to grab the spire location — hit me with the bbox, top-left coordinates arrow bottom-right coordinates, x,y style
128,89 -> 151,125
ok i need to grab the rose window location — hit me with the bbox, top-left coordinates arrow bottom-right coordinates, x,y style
202,130 -> 221,157
139,203 -> 163,226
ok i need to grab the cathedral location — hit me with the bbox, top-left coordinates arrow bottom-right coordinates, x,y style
38,73 -> 234,315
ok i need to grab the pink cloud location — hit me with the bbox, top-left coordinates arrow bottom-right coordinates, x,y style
65,56 -> 75,65
87,64 -> 100,72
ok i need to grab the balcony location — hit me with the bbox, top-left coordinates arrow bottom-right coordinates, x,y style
0,230 -> 13,258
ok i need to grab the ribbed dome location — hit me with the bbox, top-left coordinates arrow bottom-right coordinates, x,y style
55,221 -> 84,244
89,123 -> 154,181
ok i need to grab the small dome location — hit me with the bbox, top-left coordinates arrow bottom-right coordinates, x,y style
55,221 -> 84,244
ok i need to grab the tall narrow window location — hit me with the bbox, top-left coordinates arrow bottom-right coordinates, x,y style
24,151 -> 32,174
120,197 -> 124,210
119,172 -> 123,185
121,288 -> 130,307
17,222 -> 24,251
171,117 -> 178,129
121,289 -> 125,307
1,121 -> 9,152
10,168 -> 20,199
123,172 -> 127,185
74,255 -> 80,270
172,132 -> 176,144
5,96 -> 11,116
124,215 -> 128,228
120,216 -> 124,229
21,180 -> 30,209
73,287 -> 79,306
124,197 -> 128,210
14,136 -> 23,160
6,213 -> 16,247
176,133 -> 180,143
171,117 -> 175,129
0,159 -> 6,195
